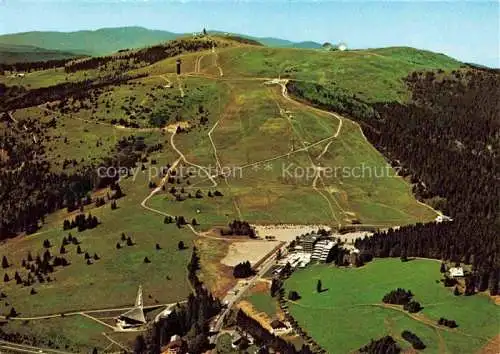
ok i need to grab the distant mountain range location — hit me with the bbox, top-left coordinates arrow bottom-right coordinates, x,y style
0,27 -> 323,63
0,43 -> 82,64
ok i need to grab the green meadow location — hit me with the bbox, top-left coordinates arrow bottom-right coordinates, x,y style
285,259 -> 499,353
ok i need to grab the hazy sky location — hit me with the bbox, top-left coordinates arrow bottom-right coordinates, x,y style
0,0 -> 498,67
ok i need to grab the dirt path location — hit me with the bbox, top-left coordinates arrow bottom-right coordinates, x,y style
212,46 -> 224,77
102,332 -> 132,352
0,340 -> 74,354
316,140 -> 334,160
80,312 -> 117,330
194,53 -> 206,74
207,104 -> 242,219
176,75 -> 185,98
169,130 -> 218,187
271,82 -> 344,227
140,154 -> 182,215
0,302 -> 171,322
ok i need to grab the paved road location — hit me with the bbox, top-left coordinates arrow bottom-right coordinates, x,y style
0,303 -> 169,321
210,243 -> 284,336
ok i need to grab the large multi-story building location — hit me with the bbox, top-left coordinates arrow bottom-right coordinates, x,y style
299,233 -> 318,252
311,240 -> 335,263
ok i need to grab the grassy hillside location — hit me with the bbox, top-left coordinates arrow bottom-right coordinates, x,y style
0,43 -> 80,64
285,259 -> 499,353
216,46 -> 461,102
0,27 -> 181,56
0,36 -> 470,351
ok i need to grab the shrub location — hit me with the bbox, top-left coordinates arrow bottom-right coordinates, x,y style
401,330 -> 426,350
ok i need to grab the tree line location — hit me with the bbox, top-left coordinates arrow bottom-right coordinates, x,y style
0,72 -> 147,112
64,37 -> 222,73
0,57 -> 84,73
0,115 -> 155,238
136,247 -> 222,354
290,68 -> 500,295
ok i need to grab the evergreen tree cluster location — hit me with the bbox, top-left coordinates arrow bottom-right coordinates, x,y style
359,336 -> 400,354
287,290 -> 301,301
139,247 -> 221,354
438,317 -> 458,328
270,278 -> 283,297
291,68 -> 500,296
62,213 -> 99,232
220,220 -> 256,238
403,300 -> 422,313
0,326 -> 79,349
401,330 -> 426,350
233,261 -> 254,278
382,288 -> 414,305
1,73 -> 147,112
0,112 -> 135,238
3,247 -> 70,288
0,57 -> 81,73
356,221 -> 499,295
64,38 -> 221,73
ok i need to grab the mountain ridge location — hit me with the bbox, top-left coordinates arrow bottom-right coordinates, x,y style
0,26 -> 324,58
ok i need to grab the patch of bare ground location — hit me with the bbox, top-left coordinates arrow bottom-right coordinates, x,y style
477,335 -> 500,354
253,224 -> 331,242
337,230 -> 374,244
249,280 -> 270,295
221,240 -> 281,267
165,121 -> 191,133
492,295 -> 500,305
0,149 -> 9,163
236,300 -> 274,333
195,237 -> 235,298
401,349 -> 418,354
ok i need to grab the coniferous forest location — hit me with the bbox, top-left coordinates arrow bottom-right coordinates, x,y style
354,69 -> 499,294
290,67 -> 499,295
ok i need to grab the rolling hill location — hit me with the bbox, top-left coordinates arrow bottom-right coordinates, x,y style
242,36 -> 322,49
0,27 -> 182,56
0,27 -> 325,60
0,43 -> 81,64
1,34 -> 495,353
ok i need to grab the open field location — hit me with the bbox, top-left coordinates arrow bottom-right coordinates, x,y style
0,68 -> 100,89
221,240 -> 281,267
0,148 -> 196,317
285,258 -> 499,353
0,315 -> 111,352
1,44 -> 440,321
216,46 -> 461,103
149,75 -> 437,227
245,284 -> 278,318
